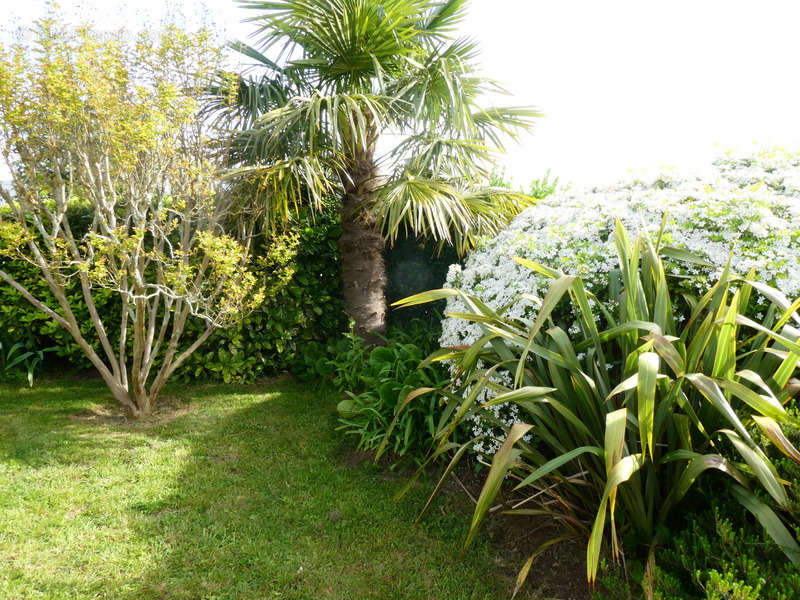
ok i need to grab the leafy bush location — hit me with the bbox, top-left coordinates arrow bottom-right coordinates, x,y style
296,320 -> 449,468
439,151 -> 800,446
0,203 -> 120,371
179,209 -> 345,382
394,223 -> 800,598
662,501 -> 800,600
0,206 -> 344,383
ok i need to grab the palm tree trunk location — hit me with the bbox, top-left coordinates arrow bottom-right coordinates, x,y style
339,148 -> 387,344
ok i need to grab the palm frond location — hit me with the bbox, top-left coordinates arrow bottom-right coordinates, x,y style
388,134 -> 493,181
472,106 -> 542,151
373,175 -> 536,255
203,70 -> 294,131
223,154 -> 343,231
420,0 -> 470,35
237,0 -> 431,91
227,90 -> 394,164
389,37 -> 480,133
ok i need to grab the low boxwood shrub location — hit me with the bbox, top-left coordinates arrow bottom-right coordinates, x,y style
664,500 -> 800,600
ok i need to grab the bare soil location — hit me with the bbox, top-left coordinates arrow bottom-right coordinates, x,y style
340,447 -> 591,600
70,396 -> 198,428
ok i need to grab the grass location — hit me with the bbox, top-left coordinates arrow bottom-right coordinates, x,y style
0,377 -> 549,600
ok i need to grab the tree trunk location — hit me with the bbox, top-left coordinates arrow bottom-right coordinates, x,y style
339,148 -> 387,344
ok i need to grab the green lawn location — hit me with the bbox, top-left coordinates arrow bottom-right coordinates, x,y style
0,378 -> 572,599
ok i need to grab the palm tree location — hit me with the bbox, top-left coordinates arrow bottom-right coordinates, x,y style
209,0 -> 541,340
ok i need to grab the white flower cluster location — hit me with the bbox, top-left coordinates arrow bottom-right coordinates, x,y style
441,150 -> 800,453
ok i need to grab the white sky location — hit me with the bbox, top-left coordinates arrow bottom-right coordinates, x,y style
3,0 -> 800,187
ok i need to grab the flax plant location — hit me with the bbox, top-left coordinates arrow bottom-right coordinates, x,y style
388,220 -> 800,599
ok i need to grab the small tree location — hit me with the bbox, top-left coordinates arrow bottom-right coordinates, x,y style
207,0 -> 540,340
0,19 -> 261,416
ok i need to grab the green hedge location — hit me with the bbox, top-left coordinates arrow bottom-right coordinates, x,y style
0,204 -> 119,371
179,210 -> 345,382
0,206 -> 345,382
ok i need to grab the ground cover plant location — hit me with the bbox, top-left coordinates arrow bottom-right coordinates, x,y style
0,20 -> 260,414
393,222 -> 800,599
0,378 -> 583,600
334,321 -> 450,468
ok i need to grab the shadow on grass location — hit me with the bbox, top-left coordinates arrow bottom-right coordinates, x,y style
0,379 -> 588,599
114,380 -> 522,600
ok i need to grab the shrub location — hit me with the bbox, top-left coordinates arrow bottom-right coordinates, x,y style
0,206 -> 344,384
296,319 -> 449,468
439,151 -> 800,446
0,21 -> 261,415
179,208 -> 345,383
662,501 -> 800,600
394,223 -> 800,598
0,204 -> 119,371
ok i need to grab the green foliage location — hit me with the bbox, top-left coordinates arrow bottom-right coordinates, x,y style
527,169 -> 559,199
489,168 -> 559,200
336,329 -> 450,468
394,221 -> 800,597
179,209 -> 345,383
0,204 -> 119,371
0,17 -> 261,413
0,332 -> 53,387
0,206 -> 344,383
295,320 -> 449,468
648,414 -> 800,600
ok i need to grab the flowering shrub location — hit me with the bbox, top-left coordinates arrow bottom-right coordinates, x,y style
439,150 -> 800,450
